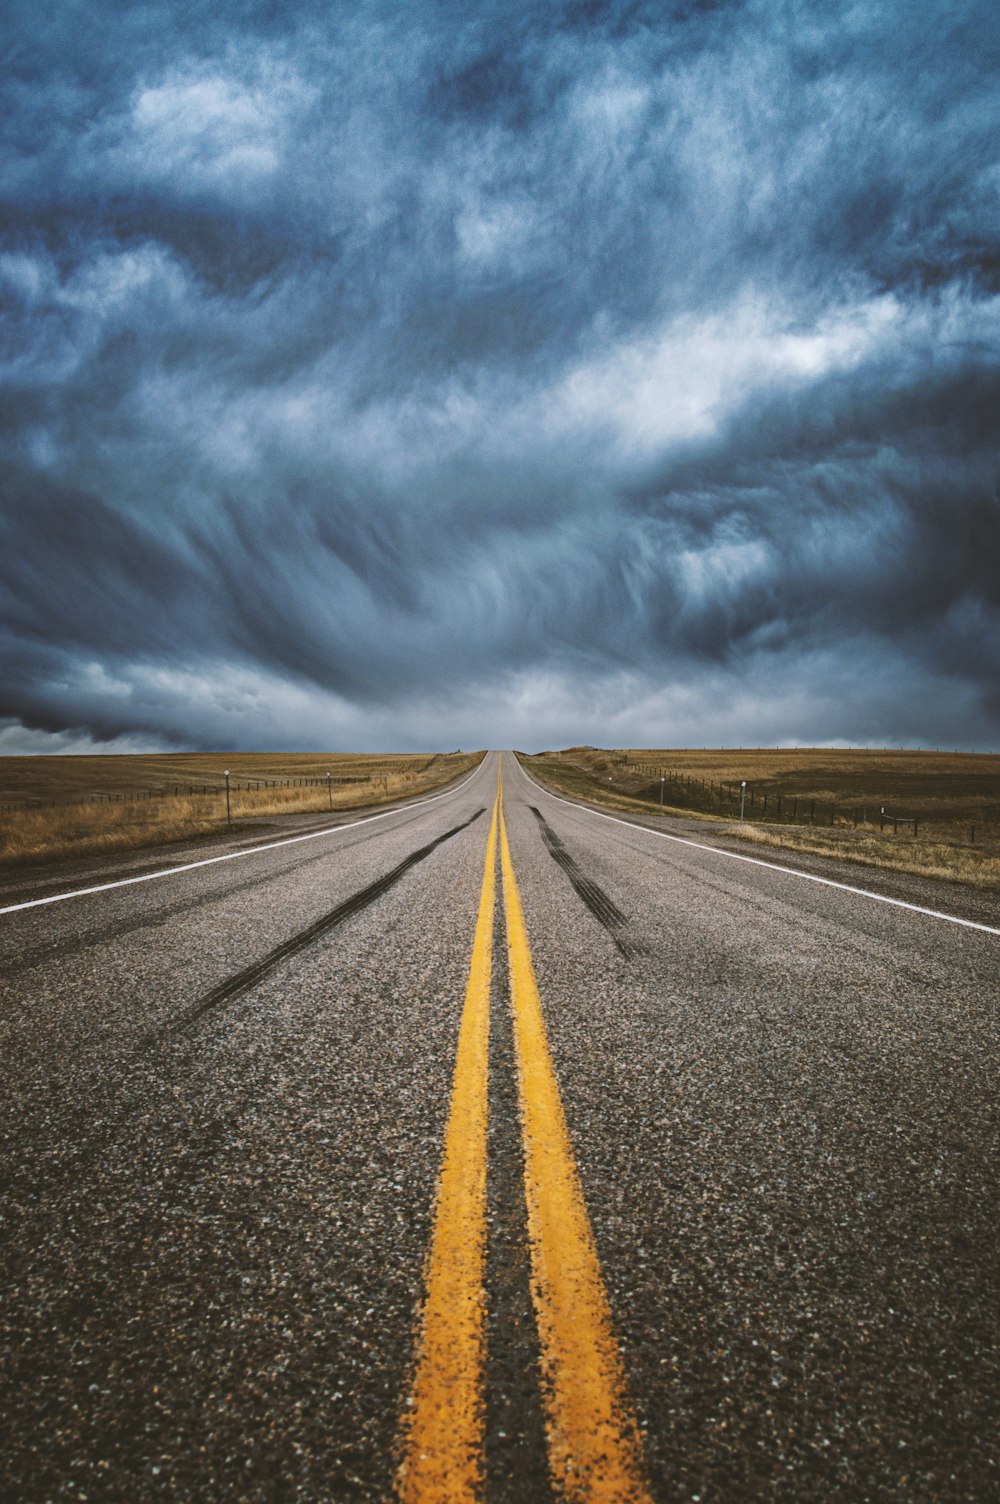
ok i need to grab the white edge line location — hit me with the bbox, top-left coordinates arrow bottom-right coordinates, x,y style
0,762 -> 489,916
510,756 -> 1000,938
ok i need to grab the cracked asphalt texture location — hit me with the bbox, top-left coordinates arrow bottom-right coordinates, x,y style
2,751 -> 998,1501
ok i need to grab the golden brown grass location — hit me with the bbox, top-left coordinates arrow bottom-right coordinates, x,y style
0,751 -> 484,867
519,747 -> 1000,891
728,822 -> 1000,889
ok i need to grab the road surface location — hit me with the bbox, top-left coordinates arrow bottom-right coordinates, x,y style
2,750 -> 998,1501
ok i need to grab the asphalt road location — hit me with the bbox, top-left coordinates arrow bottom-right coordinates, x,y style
2,751 -> 998,1502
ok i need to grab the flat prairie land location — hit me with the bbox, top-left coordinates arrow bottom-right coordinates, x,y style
0,750 -> 484,867
520,746 -> 1000,891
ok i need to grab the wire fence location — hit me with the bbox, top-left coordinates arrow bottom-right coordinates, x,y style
0,774 -> 371,815
618,758 -> 991,844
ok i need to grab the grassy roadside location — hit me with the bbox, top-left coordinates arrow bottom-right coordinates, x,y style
517,751 -> 720,821
518,748 -> 1000,892
0,751 -> 485,868
726,821 -> 999,890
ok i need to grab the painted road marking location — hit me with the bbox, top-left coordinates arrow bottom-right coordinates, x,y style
512,759 -> 1000,938
396,789 -> 499,1503
499,802 -> 652,1504
0,763 -> 488,916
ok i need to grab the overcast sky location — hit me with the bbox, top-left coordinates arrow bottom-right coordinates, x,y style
1,0 -> 998,753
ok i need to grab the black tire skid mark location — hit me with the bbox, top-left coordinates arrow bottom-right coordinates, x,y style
1,806 -> 443,981
0,809 -> 485,1207
170,807 -> 486,1032
528,807 -> 633,959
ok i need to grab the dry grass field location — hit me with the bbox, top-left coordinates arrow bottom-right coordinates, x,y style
0,751 -> 484,867
519,746 -> 1000,891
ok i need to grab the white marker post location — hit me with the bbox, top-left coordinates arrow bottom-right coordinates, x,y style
739,779 -> 747,823
224,769 -> 231,828
660,774 -> 665,810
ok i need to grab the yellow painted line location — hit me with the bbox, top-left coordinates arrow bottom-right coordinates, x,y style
395,789 -> 499,1503
499,801 -> 652,1504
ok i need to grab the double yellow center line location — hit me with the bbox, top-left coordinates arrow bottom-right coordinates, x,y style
396,776 -> 650,1502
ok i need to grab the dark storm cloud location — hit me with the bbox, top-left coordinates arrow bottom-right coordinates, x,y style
626,357 -> 1000,657
1,0 -> 998,750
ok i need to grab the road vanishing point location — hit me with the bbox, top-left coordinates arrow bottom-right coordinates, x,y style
2,751 -> 998,1501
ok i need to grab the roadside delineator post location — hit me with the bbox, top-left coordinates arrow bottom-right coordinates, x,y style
327,771 -> 333,811
224,769 -> 231,828
739,780 -> 746,823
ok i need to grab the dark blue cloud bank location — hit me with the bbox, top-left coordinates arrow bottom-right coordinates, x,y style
1,0 -> 998,752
